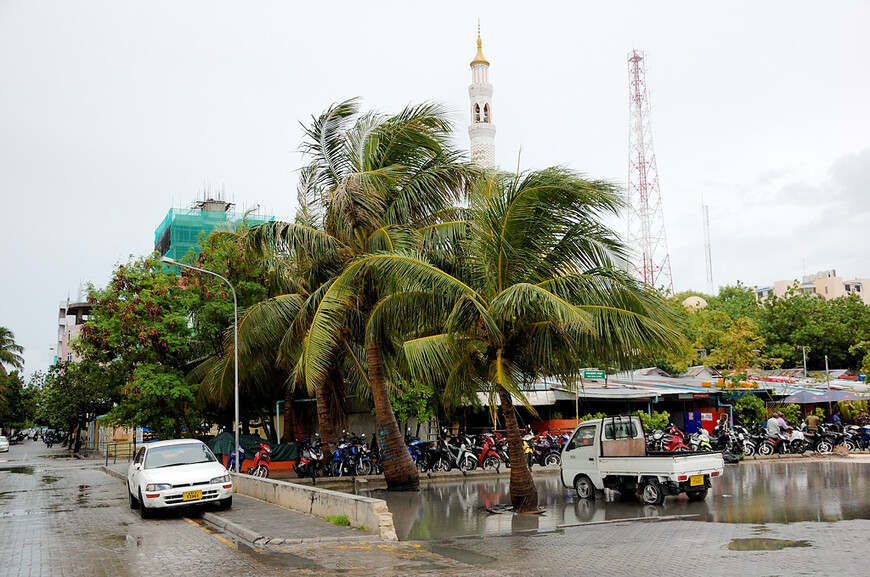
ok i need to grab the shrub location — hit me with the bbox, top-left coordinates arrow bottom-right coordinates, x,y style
634,410 -> 671,431
781,404 -> 802,427
325,514 -> 350,527
733,394 -> 766,426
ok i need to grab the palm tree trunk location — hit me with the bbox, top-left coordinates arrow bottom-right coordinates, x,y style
367,340 -> 419,490
315,372 -> 338,463
499,387 -> 539,512
282,385 -> 295,443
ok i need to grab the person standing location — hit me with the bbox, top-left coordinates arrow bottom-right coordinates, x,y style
766,412 -> 782,437
805,412 -> 821,433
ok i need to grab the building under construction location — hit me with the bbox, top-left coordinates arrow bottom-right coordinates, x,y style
154,195 -> 274,261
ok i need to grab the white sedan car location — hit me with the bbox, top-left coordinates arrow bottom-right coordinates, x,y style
126,439 -> 233,519
0,436 -> 9,452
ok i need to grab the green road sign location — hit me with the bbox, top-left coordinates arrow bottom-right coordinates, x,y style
583,370 -> 606,379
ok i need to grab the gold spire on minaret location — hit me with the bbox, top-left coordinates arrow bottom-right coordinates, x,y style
470,21 -> 489,67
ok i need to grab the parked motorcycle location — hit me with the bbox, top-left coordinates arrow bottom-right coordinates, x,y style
246,442 -> 272,477
294,435 -> 325,479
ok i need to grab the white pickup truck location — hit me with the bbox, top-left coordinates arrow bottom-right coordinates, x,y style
560,415 -> 724,505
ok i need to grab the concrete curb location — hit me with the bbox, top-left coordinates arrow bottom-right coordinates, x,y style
231,473 -> 399,541
200,511 -> 265,545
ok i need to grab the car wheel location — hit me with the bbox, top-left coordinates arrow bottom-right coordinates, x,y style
139,491 -> 152,519
128,488 -> 139,510
574,474 -> 595,500
218,496 -> 232,509
640,479 -> 665,505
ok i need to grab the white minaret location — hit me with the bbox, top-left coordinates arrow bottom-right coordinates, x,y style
468,24 -> 495,169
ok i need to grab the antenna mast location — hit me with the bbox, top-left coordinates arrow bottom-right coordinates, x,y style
703,202 -> 714,295
627,49 -> 674,294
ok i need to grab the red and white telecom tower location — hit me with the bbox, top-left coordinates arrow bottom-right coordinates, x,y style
626,49 -> 674,294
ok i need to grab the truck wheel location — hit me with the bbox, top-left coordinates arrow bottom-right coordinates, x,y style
686,489 -> 708,502
640,479 -> 665,505
574,475 -> 595,500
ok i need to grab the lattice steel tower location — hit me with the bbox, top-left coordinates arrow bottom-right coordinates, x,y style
627,49 -> 673,294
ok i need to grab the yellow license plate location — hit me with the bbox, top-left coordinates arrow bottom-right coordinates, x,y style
182,490 -> 202,502
689,475 -> 704,487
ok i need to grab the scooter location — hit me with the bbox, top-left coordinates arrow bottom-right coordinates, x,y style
246,442 -> 272,477
294,435 -> 324,479
226,445 -> 245,472
688,428 -> 714,452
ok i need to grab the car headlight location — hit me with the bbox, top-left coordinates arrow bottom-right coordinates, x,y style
145,483 -> 171,491
210,474 -> 231,484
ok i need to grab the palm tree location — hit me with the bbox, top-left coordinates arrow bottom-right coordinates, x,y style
400,168 -> 685,511
0,327 -> 24,372
207,100 -> 477,489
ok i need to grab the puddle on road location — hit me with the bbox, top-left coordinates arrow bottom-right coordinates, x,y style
426,545 -> 497,565
41,475 -> 59,484
728,538 -> 812,551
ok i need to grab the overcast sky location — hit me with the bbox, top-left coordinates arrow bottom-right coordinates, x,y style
2,1 -> 868,375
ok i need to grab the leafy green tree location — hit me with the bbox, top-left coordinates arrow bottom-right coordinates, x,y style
707,282 -> 759,322
76,256 -> 201,438
35,361 -> 115,449
704,317 -> 778,371
390,380 -> 435,439
402,168 -> 685,511
634,410 -> 671,432
759,289 -> 870,370
849,341 -> 870,376
780,403 -> 802,427
0,370 -> 37,430
733,394 -> 766,426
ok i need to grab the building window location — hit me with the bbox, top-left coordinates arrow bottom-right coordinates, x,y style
474,103 -> 481,123
483,103 -> 490,123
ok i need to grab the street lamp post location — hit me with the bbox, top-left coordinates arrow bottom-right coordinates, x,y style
161,256 -> 240,473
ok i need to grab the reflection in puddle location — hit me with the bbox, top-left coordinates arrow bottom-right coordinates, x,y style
729,538 -> 812,551
354,461 -> 870,540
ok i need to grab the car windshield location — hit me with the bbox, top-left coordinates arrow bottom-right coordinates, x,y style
144,444 -> 217,469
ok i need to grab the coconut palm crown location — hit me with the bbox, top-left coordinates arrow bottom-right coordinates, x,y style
400,168 -> 686,510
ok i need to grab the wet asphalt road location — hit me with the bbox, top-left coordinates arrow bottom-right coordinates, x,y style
4,441 -> 870,577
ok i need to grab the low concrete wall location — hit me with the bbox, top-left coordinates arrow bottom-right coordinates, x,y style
231,473 -> 397,541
